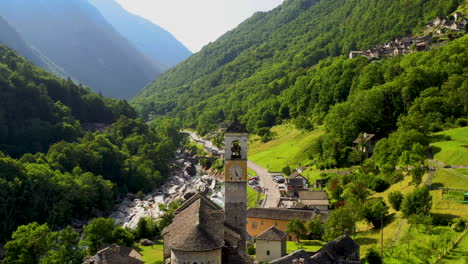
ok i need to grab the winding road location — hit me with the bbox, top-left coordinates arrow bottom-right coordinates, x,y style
183,131 -> 280,208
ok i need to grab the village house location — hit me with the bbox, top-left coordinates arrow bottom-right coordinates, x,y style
247,208 -> 321,241
286,171 -> 309,196
294,190 -> 329,211
353,132 -> 378,155
255,227 -> 287,263
269,230 -> 360,264
83,244 -> 143,264
348,51 -> 364,59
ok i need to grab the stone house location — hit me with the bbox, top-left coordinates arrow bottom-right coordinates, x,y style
434,16 -> 448,26
269,230 -> 360,264
453,12 -> 462,21
348,51 -> 364,59
352,132 -> 378,155
83,244 -> 143,264
311,179 -> 328,189
162,193 -> 253,264
255,227 -> 287,263
296,191 -> 329,211
247,208 -> 320,241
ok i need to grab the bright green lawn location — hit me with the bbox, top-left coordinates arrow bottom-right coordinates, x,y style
432,168 -> 468,190
439,232 -> 468,264
140,241 -> 164,264
248,124 -> 323,172
430,127 -> 468,166
286,240 -> 325,253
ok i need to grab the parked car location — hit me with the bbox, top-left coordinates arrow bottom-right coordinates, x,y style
249,177 -> 259,181
274,175 -> 285,183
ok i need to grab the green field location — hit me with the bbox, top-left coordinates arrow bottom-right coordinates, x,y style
248,124 -> 323,172
439,232 -> 468,264
430,127 -> 468,166
140,242 -> 164,263
247,185 -> 264,208
432,168 -> 468,190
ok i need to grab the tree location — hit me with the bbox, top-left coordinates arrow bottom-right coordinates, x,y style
324,206 -> 355,241
135,217 -> 151,240
364,247 -> 382,264
112,226 -> 134,247
410,165 -> 425,185
362,198 -> 388,228
388,191 -> 404,211
4,223 -> 53,264
80,218 -> 116,255
41,227 -> 84,264
282,165 -> 291,176
401,187 -> 432,218
342,180 -> 370,201
306,215 -> 323,238
286,218 -> 307,242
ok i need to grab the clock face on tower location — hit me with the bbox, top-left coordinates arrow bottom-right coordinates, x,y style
229,164 -> 243,180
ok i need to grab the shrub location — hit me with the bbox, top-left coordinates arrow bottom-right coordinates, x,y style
388,191 -> 403,211
401,187 -> 432,217
247,245 -> 256,255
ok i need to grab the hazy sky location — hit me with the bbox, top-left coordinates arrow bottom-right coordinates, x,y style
116,0 -> 285,52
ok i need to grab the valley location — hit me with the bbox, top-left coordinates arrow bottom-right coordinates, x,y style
0,0 -> 467,263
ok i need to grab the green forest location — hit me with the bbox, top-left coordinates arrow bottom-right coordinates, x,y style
133,0 -> 463,133
0,44 -> 181,248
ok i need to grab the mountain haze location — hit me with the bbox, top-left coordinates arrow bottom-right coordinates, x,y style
0,16 -> 71,78
88,0 -> 192,71
0,0 -> 161,99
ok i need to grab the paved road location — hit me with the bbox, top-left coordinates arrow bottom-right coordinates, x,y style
248,160 -> 281,208
183,131 -> 280,208
182,131 -> 224,155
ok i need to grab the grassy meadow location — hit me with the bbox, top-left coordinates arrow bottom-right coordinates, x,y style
248,123 -> 323,172
430,127 -> 468,166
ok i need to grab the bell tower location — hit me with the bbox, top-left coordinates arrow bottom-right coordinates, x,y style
224,119 -> 248,252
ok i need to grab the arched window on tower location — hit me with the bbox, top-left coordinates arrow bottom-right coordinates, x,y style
231,140 -> 241,159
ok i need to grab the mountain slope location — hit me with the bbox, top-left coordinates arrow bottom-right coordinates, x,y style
0,0 -> 161,99
133,0 -> 462,130
0,16 -> 70,78
88,0 -> 192,71
0,43 -> 137,157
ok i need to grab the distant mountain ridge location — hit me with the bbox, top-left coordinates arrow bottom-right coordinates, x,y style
0,0 -> 161,99
88,0 -> 192,71
0,16 -> 71,78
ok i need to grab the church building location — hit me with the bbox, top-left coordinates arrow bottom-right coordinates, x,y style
162,120 -> 253,264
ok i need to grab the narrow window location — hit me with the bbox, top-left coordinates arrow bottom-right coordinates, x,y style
275,221 -> 278,226
267,250 -> 270,256
261,220 -> 264,225
252,221 -> 257,229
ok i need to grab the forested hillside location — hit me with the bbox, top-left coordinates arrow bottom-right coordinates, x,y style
0,44 -> 181,243
0,44 -> 137,157
0,0 -> 161,99
133,0 -> 462,132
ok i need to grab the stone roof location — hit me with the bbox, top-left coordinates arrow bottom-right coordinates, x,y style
309,233 -> 360,264
247,208 -> 316,222
256,226 -> 287,241
269,249 -> 315,264
225,119 -> 248,133
83,244 -> 143,264
163,193 -> 225,252
353,133 -> 376,144
287,178 -> 304,186
269,232 -> 360,264
298,191 -> 328,200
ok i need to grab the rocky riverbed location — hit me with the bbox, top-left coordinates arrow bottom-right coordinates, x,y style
109,149 -> 223,229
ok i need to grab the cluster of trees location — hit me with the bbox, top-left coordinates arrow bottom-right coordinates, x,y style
0,44 -> 137,157
0,116 -> 181,242
133,0 -> 462,136
3,199 -> 182,264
